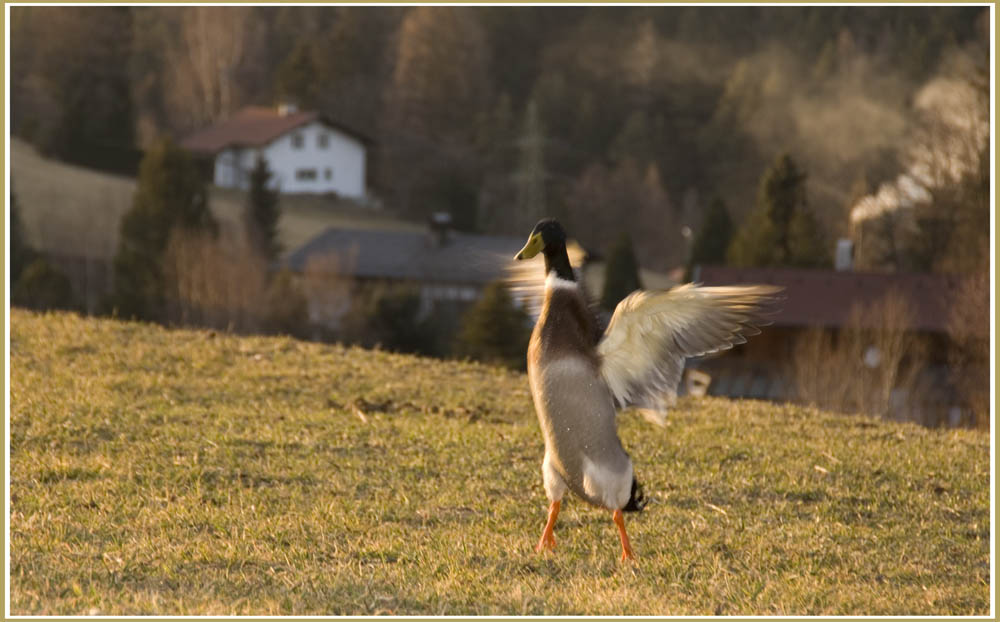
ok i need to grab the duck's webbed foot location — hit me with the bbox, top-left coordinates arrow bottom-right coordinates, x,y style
535,500 -> 560,553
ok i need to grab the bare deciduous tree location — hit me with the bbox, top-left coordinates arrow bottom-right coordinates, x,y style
789,289 -> 929,422
947,260 -> 989,429
164,7 -> 256,130
163,227 -> 267,332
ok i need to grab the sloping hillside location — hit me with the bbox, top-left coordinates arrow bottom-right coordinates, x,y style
9,310 -> 991,615
10,138 -> 422,261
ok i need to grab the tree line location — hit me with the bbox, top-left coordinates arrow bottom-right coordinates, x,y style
10,5 -> 988,273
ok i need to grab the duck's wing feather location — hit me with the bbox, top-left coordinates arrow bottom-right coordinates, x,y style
597,283 -> 782,414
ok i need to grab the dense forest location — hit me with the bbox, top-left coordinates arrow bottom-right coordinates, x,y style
10,6 -> 989,273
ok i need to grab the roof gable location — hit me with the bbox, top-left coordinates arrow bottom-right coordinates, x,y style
180,106 -> 369,154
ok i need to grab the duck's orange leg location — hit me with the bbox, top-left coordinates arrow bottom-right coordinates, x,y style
535,500 -> 560,553
613,509 -> 636,562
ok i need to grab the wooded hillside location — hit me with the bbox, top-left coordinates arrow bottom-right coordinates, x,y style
10,6 -> 989,271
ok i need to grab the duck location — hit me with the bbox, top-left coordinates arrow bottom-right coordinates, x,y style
513,218 -> 780,562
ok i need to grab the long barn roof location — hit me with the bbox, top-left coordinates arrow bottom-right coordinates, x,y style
696,265 -> 969,335
285,227 -> 525,286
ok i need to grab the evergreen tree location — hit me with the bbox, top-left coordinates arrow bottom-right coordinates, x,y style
110,138 -> 216,320
455,281 -> 532,370
687,197 -> 733,278
728,153 -> 829,268
601,232 -> 643,311
787,207 -> 829,268
365,287 -> 431,355
727,205 -> 779,268
245,156 -> 281,263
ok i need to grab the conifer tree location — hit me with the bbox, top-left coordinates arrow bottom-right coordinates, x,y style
601,232 -> 643,311
787,207 -> 829,268
110,138 -> 216,320
245,156 -> 281,263
728,153 -> 829,268
456,281 -> 532,370
687,196 -> 733,276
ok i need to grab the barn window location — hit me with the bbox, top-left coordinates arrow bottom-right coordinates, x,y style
318,133 -> 329,149
295,168 -> 317,181
324,168 -> 333,180
291,133 -> 304,149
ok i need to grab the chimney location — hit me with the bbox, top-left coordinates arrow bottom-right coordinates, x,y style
835,238 -> 854,271
278,102 -> 299,116
428,211 -> 452,247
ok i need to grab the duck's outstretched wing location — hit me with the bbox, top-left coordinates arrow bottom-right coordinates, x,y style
597,284 -> 782,417
505,239 -> 590,318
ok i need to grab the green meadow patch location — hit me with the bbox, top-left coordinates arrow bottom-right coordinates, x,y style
9,310 -> 990,615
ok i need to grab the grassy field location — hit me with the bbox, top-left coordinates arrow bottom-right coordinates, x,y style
9,310 -> 991,615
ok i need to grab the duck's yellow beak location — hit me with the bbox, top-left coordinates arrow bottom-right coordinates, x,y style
515,233 -> 544,260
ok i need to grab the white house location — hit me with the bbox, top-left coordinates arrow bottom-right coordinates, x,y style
181,105 -> 369,198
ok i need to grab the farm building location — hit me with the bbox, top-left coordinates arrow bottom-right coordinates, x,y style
687,265 -> 976,426
284,215 -> 680,335
284,215 -> 526,331
181,104 -> 370,198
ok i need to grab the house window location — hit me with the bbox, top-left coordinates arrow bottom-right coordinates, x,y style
295,168 -> 317,181
324,168 -> 333,180
318,133 -> 329,149
291,133 -> 304,149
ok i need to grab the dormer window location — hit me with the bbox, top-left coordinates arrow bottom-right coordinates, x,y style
318,133 -> 330,149
291,133 -> 304,149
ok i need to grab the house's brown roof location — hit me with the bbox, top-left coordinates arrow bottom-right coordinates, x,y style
695,265 -> 967,334
180,106 -> 368,154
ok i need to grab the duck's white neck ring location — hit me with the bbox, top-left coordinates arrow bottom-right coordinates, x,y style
546,271 -> 578,291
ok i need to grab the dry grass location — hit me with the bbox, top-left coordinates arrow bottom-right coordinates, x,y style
9,310 -> 991,615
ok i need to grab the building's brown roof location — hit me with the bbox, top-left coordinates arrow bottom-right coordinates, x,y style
695,265 -> 967,334
180,106 -> 369,154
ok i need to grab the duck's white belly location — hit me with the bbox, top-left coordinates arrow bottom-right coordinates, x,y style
528,353 -> 632,510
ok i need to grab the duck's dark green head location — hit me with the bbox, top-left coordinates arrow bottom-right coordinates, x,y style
515,218 -> 567,261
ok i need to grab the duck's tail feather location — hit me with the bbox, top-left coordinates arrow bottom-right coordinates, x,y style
623,476 -> 647,512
